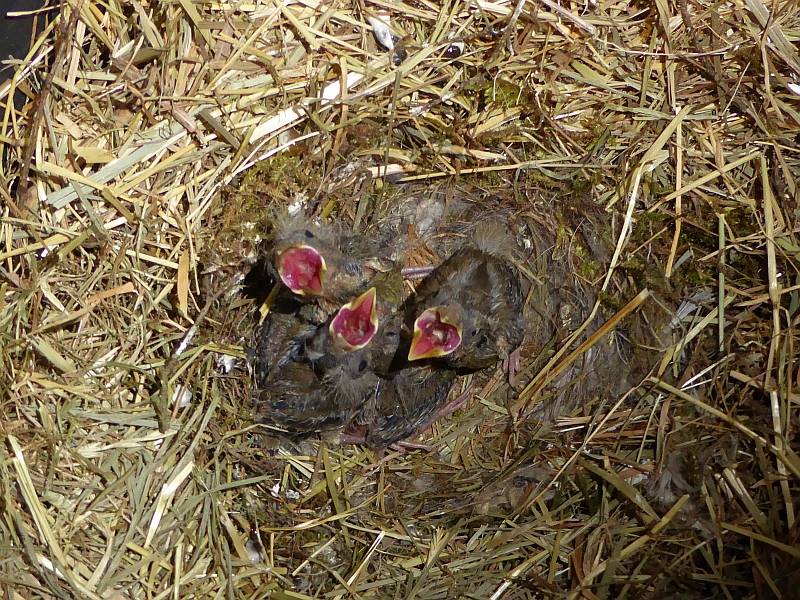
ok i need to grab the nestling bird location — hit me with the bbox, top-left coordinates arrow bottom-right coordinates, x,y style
344,223 -> 524,447
332,267 -> 406,430
360,360 -> 458,448
342,304 -> 460,448
405,220 -> 525,373
300,265 -> 457,447
269,212 -> 393,312
253,287 -> 381,435
347,290 -> 460,447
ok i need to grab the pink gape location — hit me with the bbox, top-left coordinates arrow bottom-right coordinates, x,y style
330,288 -> 377,349
277,246 -> 324,295
410,309 -> 461,360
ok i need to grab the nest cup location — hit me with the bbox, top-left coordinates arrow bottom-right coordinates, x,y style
2,1 -> 800,598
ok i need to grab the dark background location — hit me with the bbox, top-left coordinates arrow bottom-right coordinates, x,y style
1,1 -> 47,88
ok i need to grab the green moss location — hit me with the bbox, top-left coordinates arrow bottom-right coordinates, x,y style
203,151 -> 326,261
490,79 -> 525,108
239,153 -> 308,199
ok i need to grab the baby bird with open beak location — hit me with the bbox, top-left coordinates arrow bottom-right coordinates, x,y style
269,212 -> 392,316
343,223 -> 524,448
339,299 -> 460,448
337,270 -> 459,448
405,221 -> 525,373
254,286 -> 381,436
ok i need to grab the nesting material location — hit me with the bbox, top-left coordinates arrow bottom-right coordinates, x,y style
1,0 -> 799,598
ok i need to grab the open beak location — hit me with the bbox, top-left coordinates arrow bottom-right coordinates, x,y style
407,306 -> 462,361
276,245 -> 326,296
329,287 -> 379,351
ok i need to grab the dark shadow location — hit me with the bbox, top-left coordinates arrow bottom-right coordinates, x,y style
1,1 -> 50,108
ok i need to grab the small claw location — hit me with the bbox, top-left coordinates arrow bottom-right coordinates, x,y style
342,430 -> 391,459
340,431 -> 367,444
412,384 -> 478,441
503,347 -> 522,386
431,383 -> 476,423
341,422 -> 369,444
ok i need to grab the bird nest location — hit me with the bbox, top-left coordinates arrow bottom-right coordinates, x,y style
2,0 -> 799,598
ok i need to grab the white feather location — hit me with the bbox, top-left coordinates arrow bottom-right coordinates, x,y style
367,15 -> 394,51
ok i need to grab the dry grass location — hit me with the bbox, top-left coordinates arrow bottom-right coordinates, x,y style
1,0 -> 799,598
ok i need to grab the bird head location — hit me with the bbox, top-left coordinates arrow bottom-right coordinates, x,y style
329,287 -> 379,351
276,244 -> 327,296
408,305 -> 463,361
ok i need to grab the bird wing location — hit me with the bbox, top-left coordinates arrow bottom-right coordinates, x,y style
252,312 -> 316,386
257,361 -> 358,434
366,367 -> 457,447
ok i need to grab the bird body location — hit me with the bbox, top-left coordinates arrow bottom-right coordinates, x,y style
251,218 -> 522,446
256,353 -> 378,434
406,222 -> 524,370
251,311 -> 316,388
363,364 -> 457,448
352,289 -> 459,447
253,284 -> 381,436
